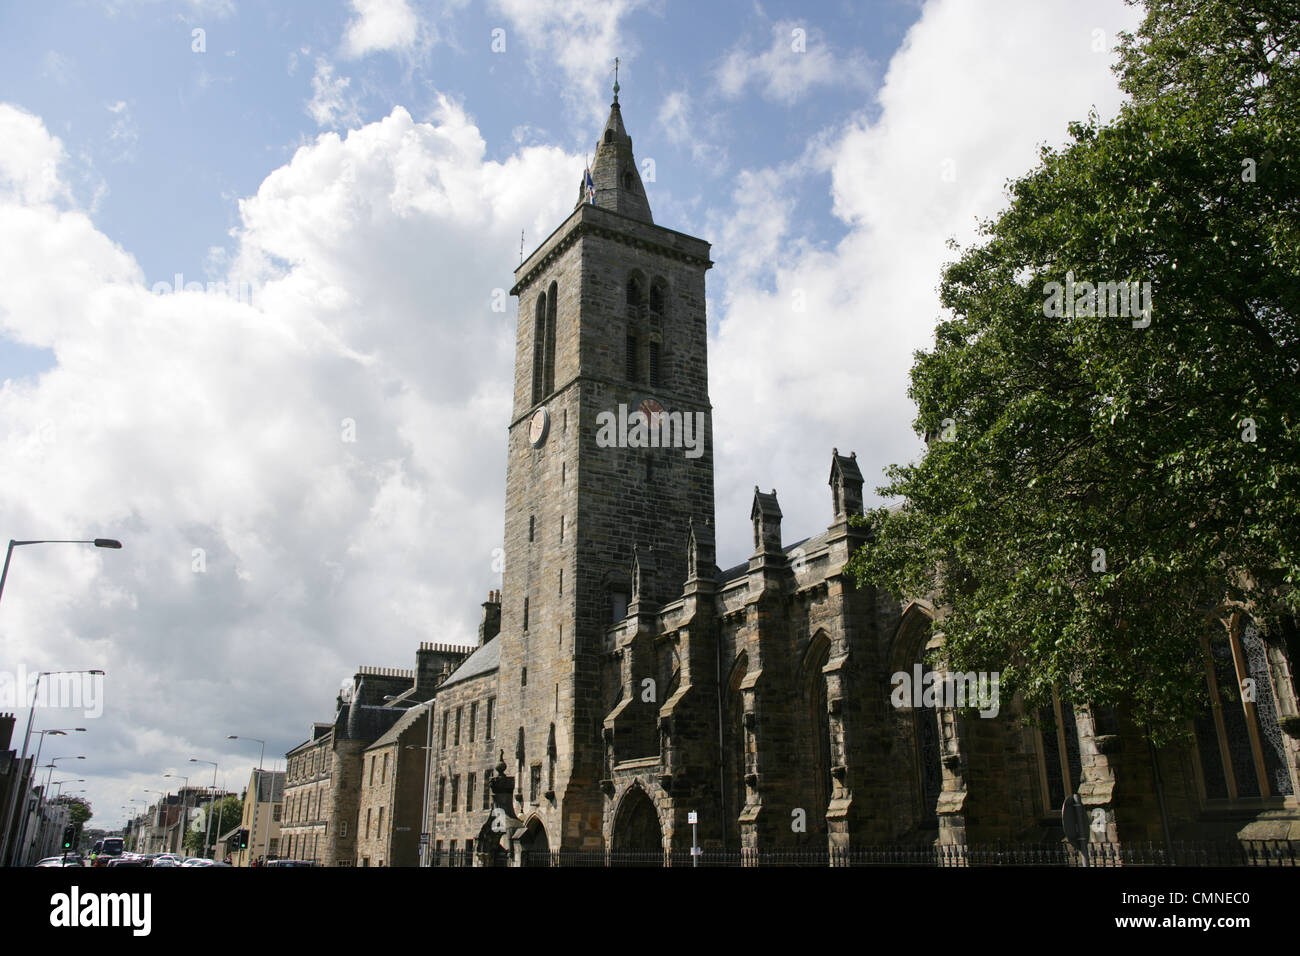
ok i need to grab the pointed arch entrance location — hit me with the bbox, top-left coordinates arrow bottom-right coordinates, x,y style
611,786 -> 663,863
519,817 -> 550,867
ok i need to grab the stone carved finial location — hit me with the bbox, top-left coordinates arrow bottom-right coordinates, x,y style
686,517 -> 698,581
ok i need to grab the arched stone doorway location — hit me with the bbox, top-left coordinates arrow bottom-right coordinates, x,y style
519,817 -> 550,867
611,786 -> 663,863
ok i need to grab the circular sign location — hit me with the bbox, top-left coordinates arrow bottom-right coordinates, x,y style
528,407 -> 550,447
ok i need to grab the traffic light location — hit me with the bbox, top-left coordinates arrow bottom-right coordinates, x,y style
62,824 -> 76,851
238,829 -> 249,850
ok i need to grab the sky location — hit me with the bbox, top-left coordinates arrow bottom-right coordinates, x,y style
0,0 -> 1145,831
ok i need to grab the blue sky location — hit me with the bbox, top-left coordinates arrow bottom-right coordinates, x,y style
1,0 -> 919,374
0,0 -> 1144,828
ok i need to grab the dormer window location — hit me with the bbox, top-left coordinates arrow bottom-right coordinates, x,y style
622,170 -> 635,191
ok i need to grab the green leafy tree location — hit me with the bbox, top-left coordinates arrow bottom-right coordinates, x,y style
60,796 -> 92,831
848,0 -> 1298,741
184,795 -> 243,855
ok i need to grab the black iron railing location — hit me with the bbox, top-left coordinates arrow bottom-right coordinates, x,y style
468,840 -> 1300,868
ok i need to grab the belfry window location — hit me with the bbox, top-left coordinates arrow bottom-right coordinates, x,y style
543,281 -> 557,395
626,333 -> 639,382
649,279 -> 666,315
531,291 -> 546,405
531,284 -> 557,404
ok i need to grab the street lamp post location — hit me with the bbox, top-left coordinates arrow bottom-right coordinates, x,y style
190,758 -> 219,858
31,765 -> 84,863
33,756 -> 86,858
11,729 -> 76,865
121,802 -> 143,852
0,536 -> 119,867
48,779 -> 85,853
163,774 -> 190,855
399,698 -> 437,868
1,671 -> 104,867
143,790 -> 163,854
228,735 -> 266,866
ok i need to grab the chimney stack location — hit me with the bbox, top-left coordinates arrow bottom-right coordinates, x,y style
479,590 -> 502,647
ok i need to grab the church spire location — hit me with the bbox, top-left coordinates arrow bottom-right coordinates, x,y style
575,61 -> 653,224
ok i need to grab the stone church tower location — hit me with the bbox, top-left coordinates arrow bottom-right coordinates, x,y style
498,88 -> 715,851
418,87 -> 1299,866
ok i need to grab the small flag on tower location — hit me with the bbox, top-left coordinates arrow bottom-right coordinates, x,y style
585,165 -> 596,204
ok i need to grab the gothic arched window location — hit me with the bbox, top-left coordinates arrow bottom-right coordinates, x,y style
649,278 -> 666,315
543,281 -> 557,396
1034,690 -> 1083,812
801,633 -> 832,839
723,652 -> 749,849
531,290 -> 547,405
1193,618 -> 1295,801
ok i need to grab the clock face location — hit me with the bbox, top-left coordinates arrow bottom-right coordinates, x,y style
528,407 -> 550,447
638,397 -> 665,427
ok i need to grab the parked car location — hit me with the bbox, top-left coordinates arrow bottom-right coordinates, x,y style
35,856 -> 81,867
106,855 -> 151,867
263,859 -> 315,867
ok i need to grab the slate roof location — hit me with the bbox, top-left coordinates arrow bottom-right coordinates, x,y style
252,769 -> 285,804
751,487 -> 782,518
830,448 -> 864,484
716,531 -> 831,585
340,702 -> 408,743
367,702 -> 429,751
438,635 -> 500,690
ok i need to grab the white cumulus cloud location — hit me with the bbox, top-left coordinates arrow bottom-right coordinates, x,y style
706,0 -> 1143,566
0,98 -> 582,820
342,0 -> 420,59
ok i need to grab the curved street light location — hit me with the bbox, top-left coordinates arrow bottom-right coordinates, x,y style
29,757 -> 86,861
1,672 -> 105,867
163,773 -> 191,855
0,536 -> 118,866
190,758 -> 220,858
227,735 -> 269,865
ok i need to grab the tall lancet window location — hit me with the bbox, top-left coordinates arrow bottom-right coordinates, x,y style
543,281 -> 557,396
531,290 -> 547,405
